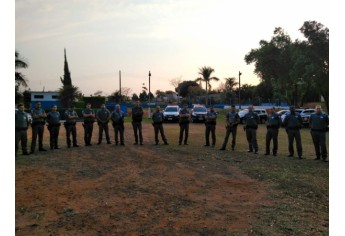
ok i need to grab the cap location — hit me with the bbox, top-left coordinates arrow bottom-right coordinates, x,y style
231,104 -> 235,108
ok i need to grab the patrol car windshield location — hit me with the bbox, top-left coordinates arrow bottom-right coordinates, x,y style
193,107 -> 206,112
165,107 -> 178,112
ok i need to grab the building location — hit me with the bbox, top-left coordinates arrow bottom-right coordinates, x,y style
31,91 -> 62,109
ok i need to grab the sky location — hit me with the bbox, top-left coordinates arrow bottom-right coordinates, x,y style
15,0 -> 330,97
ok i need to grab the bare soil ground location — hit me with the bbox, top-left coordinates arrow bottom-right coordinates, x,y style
15,121 -> 326,235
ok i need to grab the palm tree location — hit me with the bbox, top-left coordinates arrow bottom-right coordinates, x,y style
15,51 -> 28,88
224,77 -> 239,92
195,66 -> 219,105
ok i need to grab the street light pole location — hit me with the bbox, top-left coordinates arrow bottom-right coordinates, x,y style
148,71 -> 151,118
119,70 -> 121,103
239,71 -> 242,109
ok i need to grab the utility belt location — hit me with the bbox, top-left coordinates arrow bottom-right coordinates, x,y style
15,127 -> 28,131
287,127 -> 300,130
311,128 -> 327,132
32,121 -> 45,126
64,122 -> 76,127
205,121 -> 216,125
246,125 -> 258,130
267,125 -> 279,129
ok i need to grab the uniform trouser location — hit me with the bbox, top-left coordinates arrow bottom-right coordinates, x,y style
221,127 -> 237,149
311,131 -> 327,159
48,126 -> 60,148
98,123 -> 110,143
179,123 -> 189,144
246,128 -> 258,152
65,124 -> 77,147
15,129 -> 28,155
205,124 -> 216,145
132,122 -> 143,144
114,125 -> 125,144
154,124 -> 167,144
266,128 -> 279,154
83,123 -> 93,145
31,124 -> 44,151
287,129 -> 302,157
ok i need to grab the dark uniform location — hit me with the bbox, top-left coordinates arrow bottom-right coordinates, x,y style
309,110 -> 329,161
132,104 -> 144,145
30,104 -> 47,153
265,109 -> 281,156
152,109 -> 168,145
283,107 -> 303,158
179,106 -> 190,145
82,106 -> 95,146
111,108 -> 125,145
220,108 -> 240,150
46,108 -> 61,149
204,107 -> 217,147
64,107 -> 79,148
244,110 -> 260,153
15,106 -> 30,155
96,105 -> 111,144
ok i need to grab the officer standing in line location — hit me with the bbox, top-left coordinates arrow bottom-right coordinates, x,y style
152,106 -> 168,145
30,101 -> 47,154
220,104 -> 240,151
82,103 -> 95,146
64,104 -> 79,148
309,105 -> 329,162
111,104 -> 125,146
243,105 -> 260,154
96,104 -> 111,145
15,103 -> 30,156
179,103 -> 190,145
204,105 -> 217,147
265,107 -> 281,156
131,100 -> 144,145
283,106 -> 303,159
46,105 -> 61,150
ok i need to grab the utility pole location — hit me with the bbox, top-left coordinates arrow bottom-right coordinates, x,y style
119,70 -> 121,103
148,71 -> 151,118
239,71 -> 242,109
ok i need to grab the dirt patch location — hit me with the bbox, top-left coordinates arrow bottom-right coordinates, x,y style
16,123 -> 272,235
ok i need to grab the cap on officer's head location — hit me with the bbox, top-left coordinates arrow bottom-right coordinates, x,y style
289,105 -> 295,111
231,104 -> 235,108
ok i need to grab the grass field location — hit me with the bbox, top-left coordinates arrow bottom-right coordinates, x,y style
15,111 -> 329,235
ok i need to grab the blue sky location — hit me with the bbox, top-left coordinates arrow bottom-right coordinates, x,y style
15,0 -> 329,96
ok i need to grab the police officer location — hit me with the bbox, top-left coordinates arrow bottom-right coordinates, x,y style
64,104 -> 79,148
265,107 -> 281,156
220,104 -> 240,151
131,100 -> 144,145
82,103 -> 95,146
204,105 -> 217,147
111,104 -> 125,146
30,101 -> 47,154
15,103 -> 30,156
179,103 -> 190,145
283,106 -> 303,159
46,105 -> 61,150
152,106 -> 168,145
96,104 -> 111,145
243,105 -> 260,154
309,105 -> 329,162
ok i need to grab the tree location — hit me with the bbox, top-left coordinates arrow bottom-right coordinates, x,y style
132,93 -> 139,101
93,90 -> 103,96
59,49 -> 81,107
177,80 -> 201,97
299,21 -> 329,112
195,66 -> 219,105
15,51 -> 29,104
